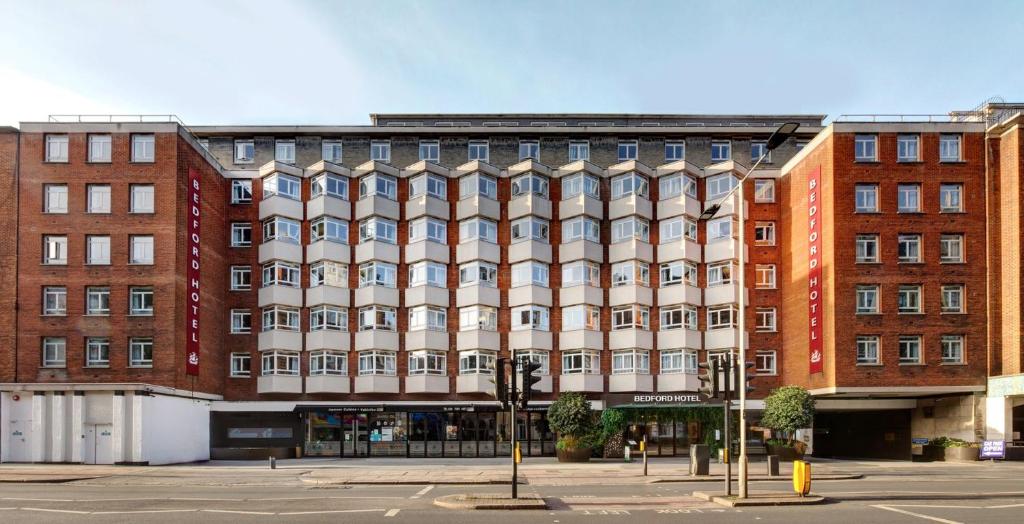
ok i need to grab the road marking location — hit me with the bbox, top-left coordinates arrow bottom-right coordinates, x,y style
201,509 -> 276,515
385,508 -> 401,517
279,509 -> 385,515
871,505 -> 963,524
91,510 -> 197,515
410,485 -> 435,499
19,508 -> 91,515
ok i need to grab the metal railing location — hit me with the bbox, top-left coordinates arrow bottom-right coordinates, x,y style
834,114 -> 978,123
47,114 -> 186,125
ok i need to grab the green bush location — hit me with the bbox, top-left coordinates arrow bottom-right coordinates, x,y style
928,436 -> 978,448
547,392 -> 596,449
761,386 -> 815,445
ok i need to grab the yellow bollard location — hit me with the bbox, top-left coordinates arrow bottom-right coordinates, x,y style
792,460 -> 812,496
514,442 -> 522,464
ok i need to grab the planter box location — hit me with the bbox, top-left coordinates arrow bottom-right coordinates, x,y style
766,444 -> 804,462
556,447 -> 592,463
923,445 -> 980,462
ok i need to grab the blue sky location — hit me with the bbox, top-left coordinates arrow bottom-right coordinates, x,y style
1,0 -> 1022,127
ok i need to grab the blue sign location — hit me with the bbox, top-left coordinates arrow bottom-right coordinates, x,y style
980,440 -> 1006,459
911,438 -> 929,445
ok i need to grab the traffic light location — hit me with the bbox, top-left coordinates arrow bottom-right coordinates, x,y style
518,357 -> 543,410
698,358 -> 720,398
734,360 -> 756,394
488,357 -> 509,410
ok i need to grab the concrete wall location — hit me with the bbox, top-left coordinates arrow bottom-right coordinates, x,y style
910,394 -> 983,442
140,394 -> 210,464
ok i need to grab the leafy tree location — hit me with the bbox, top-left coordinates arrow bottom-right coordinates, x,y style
760,386 -> 815,445
547,392 -> 596,448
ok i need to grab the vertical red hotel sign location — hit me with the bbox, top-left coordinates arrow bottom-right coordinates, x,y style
807,166 -> 824,374
186,168 -> 201,376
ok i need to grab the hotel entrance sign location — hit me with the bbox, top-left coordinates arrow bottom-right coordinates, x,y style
807,166 -> 824,374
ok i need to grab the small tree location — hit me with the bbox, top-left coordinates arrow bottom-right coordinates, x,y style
547,392 -> 596,449
761,386 -> 815,445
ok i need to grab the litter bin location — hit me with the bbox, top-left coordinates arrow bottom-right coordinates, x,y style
689,444 -> 710,476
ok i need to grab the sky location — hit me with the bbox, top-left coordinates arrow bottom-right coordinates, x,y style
1,0 -> 1022,127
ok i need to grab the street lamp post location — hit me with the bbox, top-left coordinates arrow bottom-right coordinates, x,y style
699,122 -> 800,499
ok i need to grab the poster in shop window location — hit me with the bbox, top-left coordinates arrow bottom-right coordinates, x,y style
807,166 -> 824,374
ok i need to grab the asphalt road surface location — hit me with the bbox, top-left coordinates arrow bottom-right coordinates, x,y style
1,461 -> 1022,523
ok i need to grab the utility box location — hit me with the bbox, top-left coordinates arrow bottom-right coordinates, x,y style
689,444 -> 710,476
766,455 -> 780,476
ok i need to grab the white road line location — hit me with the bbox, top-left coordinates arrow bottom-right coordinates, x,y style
871,505 -> 963,524
278,509 -> 385,515
385,508 -> 401,517
201,509 -> 276,515
987,503 -> 1024,509
410,485 -> 435,499
91,510 -> 198,515
19,507 -> 91,515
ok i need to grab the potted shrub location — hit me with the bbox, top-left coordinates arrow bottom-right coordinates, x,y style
599,409 -> 627,458
926,437 -> 980,462
547,392 -> 596,462
761,386 -> 815,461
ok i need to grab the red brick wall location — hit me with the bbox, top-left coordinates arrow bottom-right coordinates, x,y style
0,130 -> 18,383
997,124 -> 1023,376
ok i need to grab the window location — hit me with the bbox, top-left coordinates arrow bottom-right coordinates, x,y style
458,305 -> 498,331
939,183 -> 962,212
230,309 -> 252,334
898,234 -> 922,263
231,180 -> 253,204
941,335 -> 964,364
751,141 -> 770,163
511,173 -> 549,198
511,261 -> 549,288
897,134 -> 919,162
854,184 -> 878,212
230,223 -> 252,247
611,304 -> 650,330
707,261 -> 734,286
854,134 -> 877,161
940,234 -> 964,263
42,337 -> 66,367
897,184 -> 920,212
42,286 -> 67,316
856,285 -> 879,314
612,349 -> 650,375
562,350 -> 600,374
510,216 -> 549,243
754,179 -> 775,203
275,139 -> 295,164
468,140 -> 489,162
310,216 -> 349,244
706,173 -> 737,200
611,260 -> 650,287
617,140 -> 638,161
262,305 -> 301,331
357,305 -> 397,331
562,260 -> 600,288
230,265 -> 252,290
88,135 -> 111,162
660,216 -> 691,243
358,216 -> 397,244
660,173 -> 697,200
131,134 -> 155,162
941,284 -> 965,313
562,172 -> 600,199
512,305 -> 550,331
458,217 -> 498,243
562,216 -> 600,243
706,216 -> 733,241
310,305 -> 348,332
129,235 -> 154,265
358,261 -> 398,288
409,173 -> 447,200
755,264 -> 776,289
234,139 -> 255,163
311,173 -> 349,200
755,351 -> 777,375
899,336 -> 922,364
660,260 -> 697,287
707,305 -> 738,329
129,338 -> 153,367
755,307 -> 776,332
459,173 -> 498,199
856,336 -> 880,364
310,260 -> 348,287
418,140 -> 440,163
562,305 -> 600,331
939,134 -> 961,161
660,305 -> 697,331
86,286 -> 110,315
86,338 -> 110,367
898,285 -> 922,313
44,184 -> 68,214
661,349 -> 698,374
856,234 -> 879,263
519,140 -> 540,161
665,141 -> 685,162
754,222 -> 776,246
130,184 -> 155,213
370,140 -> 391,162
611,216 -> 650,243
86,235 -> 111,265
459,261 -> 498,288
230,353 -> 252,377
568,141 -> 590,162
458,350 -> 495,375
87,184 -> 111,213
262,260 -> 301,287
43,235 -> 68,265
408,350 -> 446,376
408,261 -> 447,288
263,172 -> 300,200
262,216 -> 301,244
358,173 -> 397,200
711,140 -> 731,162
519,350 -> 550,375
129,286 -> 154,316
263,350 -> 300,376
408,217 -> 446,244
610,172 -> 649,199
45,135 -> 69,162
322,140 -> 343,163
408,306 -> 447,332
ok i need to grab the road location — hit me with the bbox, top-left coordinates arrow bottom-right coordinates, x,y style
0,460 -> 1022,523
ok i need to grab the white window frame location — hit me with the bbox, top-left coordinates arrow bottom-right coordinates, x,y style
755,350 -> 777,375
617,140 -> 638,161
458,173 -> 497,200
128,286 -> 154,316
939,183 -> 963,213
755,264 -> 776,289
262,350 -> 301,376
44,184 -> 68,214
408,350 -> 446,376
131,134 -> 155,163
458,350 -> 496,375
408,305 -> 447,332
458,305 -> 498,332
358,261 -> 398,289
43,235 -> 68,265
458,217 -> 498,243
358,216 -> 398,244
561,260 -> 600,288
897,285 -> 923,314
939,134 -> 961,162
610,172 -> 649,199
357,305 -> 397,332
854,134 -> 877,161
568,141 -> 590,162
751,141 -> 770,163
707,304 -> 738,329
85,337 -> 110,367
274,139 -> 296,164
321,139 -> 343,164
562,216 -> 600,243
561,304 -> 601,331
130,184 -> 155,214
263,172 -> 301,200
409,173 -> 447,200
262,260 -> 301,288
42,337 -> 67,368
86,184 -> 111,214
467,140 -> 489,162
231,179 -> 253,204
262,305 -> 301,332
710,140 -> 731,162
230,309 -> 252,334
856,335 -> 880,365
561,349 -> 600,375
510,261 -> 549,288
310,216 -> 349,244
855,234 -> 879,263
458,261 -> 497,288
705,173 -> 737,201
754,221 -> 775,246
234,139 -> 255,164
408,217 -> 447,244
898,234 -> 922,263
311,173 -> 349,200
358,172 -> 398,200
753,179 -> 775,203
418,140 -> 440,163
899,335 -> 922,364
231,222 -> 252,247
408,261 -> 448,288
941,335 -> 964,364
897,184 -> 921,213
855,184 -> 878,213
310,260 -> 348,288
660,349 -> 698,375
45,135 -> 69,162
561,172 -> 600,199
611,304 -> 650,331
939,234 -> 964,263
510,172 -> 549,198
611,216 -> 650,243
612,349 -> 650,375
897,134 -> 920,162
856,285 -> 879,314
611,260 -> 650,287
309,305 -> 348,332
85,286 -> 110,316
311,350 -> 348,376
230,353 -> 252,377
129,235 -> 154,265
86,235 -> 111,265
230,265 -> 252,291
370,140 -> 391,163
665,141 -> 685,162
519,140 -> 540,161
510,216 -> 550,243
128,337 -> 154,368
941,284 -> 965,313
511,305 -> 550,331
755,307 -> 776,332
42,286 -> 67,316
88,134 -> 112,163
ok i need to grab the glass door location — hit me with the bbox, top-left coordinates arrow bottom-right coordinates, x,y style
342,413 -> 369,457
305,412 -> 341,457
